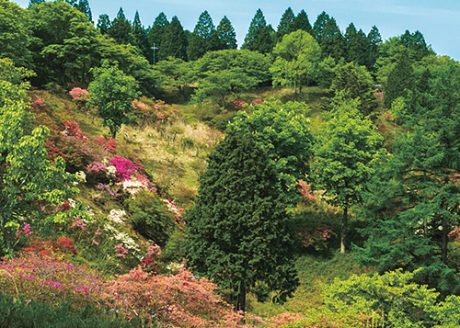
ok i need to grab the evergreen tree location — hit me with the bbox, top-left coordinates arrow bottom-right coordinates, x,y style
216,16 -> 237,49
401,30 -> 431,60
313,12 -> 345,60
293,9 -> 313,34
367,26 -> 382,70
187,10 -> 216,60
277,7 -> 296,41
132,11 -> 150,60
242,9 -> 275,53
384,49 -> 414,107
28,0 -> 45,7
185,130 -> 299,312
108,8 -> 133,44
160,16 -> 188,60
97,14 -> 111,34
345,23 -> 370,65
76,0 -> 92,22
311,97 -> 383,254
148,13 -> 169,62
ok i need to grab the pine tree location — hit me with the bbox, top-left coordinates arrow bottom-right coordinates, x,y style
28,0 -> 45,7
345,23 -> 369,66
148,13 -> 169,62
76,0 -> 92,22
187,10 -> 216,60
367,26 -> 382,70
384,49 -> 414,107
242,9 -> 275,53
293,10 -> 313,34
185,130 -> 299,312
132,11 -> 150,60
216,16 -> 237,49
313,12 -> 345,60
108,8 -> 133,44
277,7 -> 296,41
97,14 -> 111,34
160,16 -> 187,60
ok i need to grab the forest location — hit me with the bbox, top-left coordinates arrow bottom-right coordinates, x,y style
0,0 -> 459,327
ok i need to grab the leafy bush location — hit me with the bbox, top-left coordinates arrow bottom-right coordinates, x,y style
125,191 -> 176,246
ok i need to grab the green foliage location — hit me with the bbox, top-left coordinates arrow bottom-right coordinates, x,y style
242,9 -> 275,54
108,8 -> 133,45
384,48 -> 414,107
131,11 -> 150,60
187,10 -> 216,60
270,30 -> 321,94
97,14 -> 111,34
367,26 -> 382,70
185,131 -> 299,311
331,61 -> 379,116
124,191 -> 176,247
313,11 -> 345,60
228,100 -> 313,198
293,10 -> 313,34
148,12 -> 169,61
277,7 -> 296,41
344,23 -> 370,67
160,16 -> 188,60
153,56 -> 191,96
216,16 -> 237,49
88,61 -> 139,137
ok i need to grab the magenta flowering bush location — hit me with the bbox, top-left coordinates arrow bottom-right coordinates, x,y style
110,156 -> 139,181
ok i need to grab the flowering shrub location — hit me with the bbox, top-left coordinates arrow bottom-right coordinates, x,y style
32,97 -> 46,109
69,87 -> 89,102
94,135 -> 117,153
115,244 -> 129,258
131,99 -> 150,111
232,99 -> 247,108
110,156 -> 138,181
251,98 -> 264,106
86,161 -> 109,184
268,312 -> 304,327
297,180 -> 315,203
63,121 -> 88,141
103,266 -> 244,327
0,253 -> 103,306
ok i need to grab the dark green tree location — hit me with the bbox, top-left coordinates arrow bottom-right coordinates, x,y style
216,16 -> 237,49
313,12 -> 345,60
76,0 -> 92,22
367,26 -> 382,70
132,11 -> 150,60
242,9 -> 275,54
97,14 -> 111,34
344,23 -> 369,66
384,49 -> 414,107
401,30 -> 431,60
108,8 -> 133,44
185,130 -> 299,312
187,10 -> 216,60
148,13 -> 169,62
160,16 -> 188,60
28,0 -> 45,7
277,7 -> 296,41
293,10 -> 313,34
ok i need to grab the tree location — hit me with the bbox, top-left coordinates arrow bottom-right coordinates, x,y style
311,97 -> 383,254
159,16 -> 188,60
242,9 -> 275,54
293,10 -> 313,34
331,61 -> 378,116
152,57 -> 191,98
384,49 -> 414,107
148,13 -> 169,62
216,16 -> 237,49
185,130 -> 299,312
344,23 -> 369,66
108,8 -> 132,44
0,0 -> 32,68
28,0 -> 45,7
401,30 -> 431,60
228,100 -> 313,198
187,11 -> 216,60
76,0 -> 92,22
97,14 -> 111,34
367,26 -> 382,70
313,12 -> 345,60
88,61 -> 139,137
277,7 -> 296,41
270,30 -> 321,94
132,11 -> 150,60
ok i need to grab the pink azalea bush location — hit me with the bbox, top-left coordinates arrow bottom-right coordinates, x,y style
68,87 -> 89,102
110,156 -> 139,181
32,97 -> 46,109
63,121 -> 88,141
94,135 -> 117,153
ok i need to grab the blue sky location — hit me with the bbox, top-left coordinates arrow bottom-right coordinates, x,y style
12,0 -> 460,59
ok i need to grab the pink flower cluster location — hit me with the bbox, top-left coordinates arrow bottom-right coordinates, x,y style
115,244 -> 129,258
232,99 -> 247,108
93,135 -> 117,153
32,97 -> 46,109
131,99 -> 150,111
110,156 -> 139,181
68,87 -> 89,102
86,161 -> 107,174
63,121 -> 88,141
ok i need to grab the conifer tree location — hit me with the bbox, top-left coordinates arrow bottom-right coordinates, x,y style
185,130 -> 299,312
384,49 -> 414,107
187,10 -> 216,60
293,9 -> 313,34
132,11 -> 150,60
367,26 -> 382,70
216,16 -> 237,49
108,8 -> 133,44
242,9 -> 275,53
313,12 -> 345,60
76,0 -> 92,22
277,7 -> 296,41
345,23 -> 370,66
97,14 -> 111,34
28,0 -> 45,7
160,16 -> 188,60
148,13 -> 169,62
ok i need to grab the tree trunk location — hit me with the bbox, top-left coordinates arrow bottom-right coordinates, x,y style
235,281 -> 246,313
340,207 -> 348,254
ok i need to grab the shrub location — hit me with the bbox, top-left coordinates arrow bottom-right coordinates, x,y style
110,156 -> 139,181
68,87 -> 89,103
94,136 -> 117,153
63,121 -> 88,140
125,191 -> 176,246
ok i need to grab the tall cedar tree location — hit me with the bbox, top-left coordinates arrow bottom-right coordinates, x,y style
401,30 -> 431,60
160,16 -> 188,60
277,7 -> 296,41
97,14 -> 111,34
28,0 -> 45,7
313,12 -> 345,60
148,13 -> 169,62
187,11 -> 216,60
132,11 -> 150,61
185,130 -> 299,312
344,23 -> 370,66
367,26 -> 382,70
384,49 -> 414,107
108,8 -> 133,44
76,0 -> 92,22
293,10 -> 313,34
311,97 -> 383,254
242,9 -> 275,54
216,16 -> 237,49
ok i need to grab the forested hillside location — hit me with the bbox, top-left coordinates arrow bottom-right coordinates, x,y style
0,0 -> 459,327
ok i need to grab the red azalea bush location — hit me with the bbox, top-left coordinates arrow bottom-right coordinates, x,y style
32,97 -> 46,109
103,266 -> 244,327
69,87 -> 89,102
94,135 -> 117,153
63,121 -> 88,141
232,99 -> 248,108
0,253 -> 103,306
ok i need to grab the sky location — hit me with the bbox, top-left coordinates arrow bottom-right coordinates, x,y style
12,0 -> 460,59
